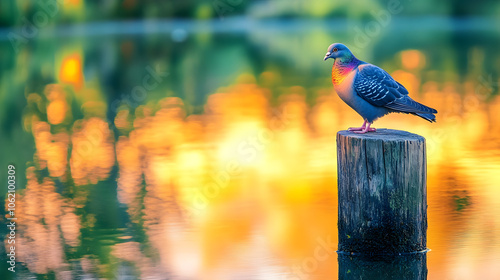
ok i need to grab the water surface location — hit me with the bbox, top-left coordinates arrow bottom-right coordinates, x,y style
1,18 -> 500,280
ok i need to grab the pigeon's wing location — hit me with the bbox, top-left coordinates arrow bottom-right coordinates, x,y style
353,64 -> 437,114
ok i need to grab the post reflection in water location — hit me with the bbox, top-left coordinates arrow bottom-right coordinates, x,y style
7,40 -> 500,279
338,253 -> 427,280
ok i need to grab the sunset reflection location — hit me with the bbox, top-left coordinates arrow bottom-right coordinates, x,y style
9,48 -> 500,279
15,167 -> 81,276
70,117 -> 115,185
59,53 -> 84,90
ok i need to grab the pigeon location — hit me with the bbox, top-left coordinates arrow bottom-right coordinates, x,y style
324,43 -> 437,133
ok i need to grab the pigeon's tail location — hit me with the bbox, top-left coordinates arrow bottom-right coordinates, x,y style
415,112 -> 436,123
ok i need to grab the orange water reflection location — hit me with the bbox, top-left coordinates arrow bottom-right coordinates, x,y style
9,53 -> 500,279
59,53 -> 84,91
14,167 -> 81,277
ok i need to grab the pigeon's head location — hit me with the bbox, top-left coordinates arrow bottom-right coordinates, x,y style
323,43 -> 353,62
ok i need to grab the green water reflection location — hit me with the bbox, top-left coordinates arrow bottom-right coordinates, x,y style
1,18 -> 500,280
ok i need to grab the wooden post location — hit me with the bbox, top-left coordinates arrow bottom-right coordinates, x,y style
338,253 -> 428,279
336,129 -> 427,255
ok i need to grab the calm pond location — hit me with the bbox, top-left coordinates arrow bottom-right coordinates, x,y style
1,18 -> 500,279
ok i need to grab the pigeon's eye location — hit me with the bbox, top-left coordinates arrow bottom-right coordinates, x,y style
333,48 -> 338,52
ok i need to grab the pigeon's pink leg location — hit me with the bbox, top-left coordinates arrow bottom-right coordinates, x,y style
353,122 -> 376,134
348,120 -> 367,131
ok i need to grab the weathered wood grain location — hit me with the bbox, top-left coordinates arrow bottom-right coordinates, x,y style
337,129 -> 427,254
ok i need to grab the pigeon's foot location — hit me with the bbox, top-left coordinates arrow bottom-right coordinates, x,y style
348,120 -> 367,131
353,127 -> 376,134
350,121 -> 376,134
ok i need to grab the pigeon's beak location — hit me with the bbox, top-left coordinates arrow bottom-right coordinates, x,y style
323,52 -> 332,61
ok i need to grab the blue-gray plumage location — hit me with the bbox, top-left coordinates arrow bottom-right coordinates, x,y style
324,43 -> 437,133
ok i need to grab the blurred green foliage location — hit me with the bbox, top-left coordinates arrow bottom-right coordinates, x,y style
1,0 -> 500,27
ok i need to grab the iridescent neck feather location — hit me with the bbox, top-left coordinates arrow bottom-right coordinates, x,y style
331,55 -> 360,85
